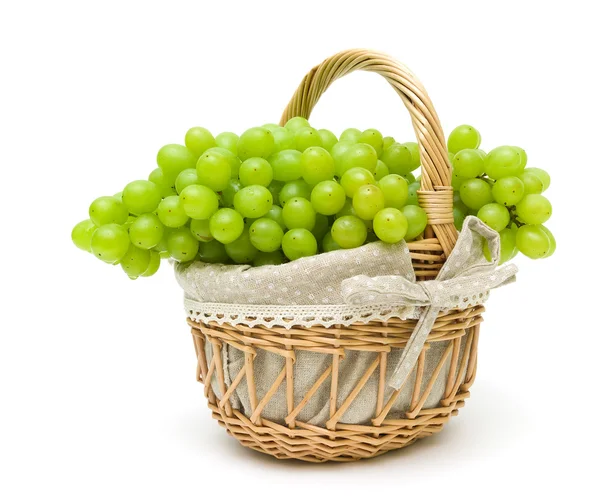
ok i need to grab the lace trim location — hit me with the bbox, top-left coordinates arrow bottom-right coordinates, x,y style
184,298 -> 426,329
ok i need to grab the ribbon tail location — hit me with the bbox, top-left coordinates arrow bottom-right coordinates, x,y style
388,306 -> 440,390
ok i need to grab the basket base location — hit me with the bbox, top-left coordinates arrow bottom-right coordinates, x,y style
207,399 -> 467,462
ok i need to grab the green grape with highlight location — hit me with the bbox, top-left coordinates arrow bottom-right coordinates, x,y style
120,246 -> 151,278
477,203 -> 510,231
310,180 -> 346,215
269,149 -> 302,182
180,184 -> 219,220
282,228 -> 318,260
373,208 -> 408,243
234,185 -> 273,218
185,127 -> 216,158
358,129 -> 384,157
196,149 -> 232,191
239,157 -> 273,187
331,216 -> 367,249
122,180 -> 162,216
91,224 -> 130,263
460,178 -> 494,210
238,127 -> 275,160
279,180 -> 312,205
249,218 -> 284,252
378,174 -> 409,209
515,194 -> 552,224
318,129 -> 338,151
282,197 -> 316,230
340,168 -> 375,198
129,213 -> 164,249
209,208 -> 244,244
157,144 -> 196,181
89,196 -> 129,226
71,219 -> 97,252
492,176 -> 525,206
175,169 -> 199,194
301,147 -> 335,184
157,195 -> 189,228
447,125 -> 481,154
294,127 -> 323,152
352,184 -> 385,220
167,227 -> 199,262
402,205 -> 428,241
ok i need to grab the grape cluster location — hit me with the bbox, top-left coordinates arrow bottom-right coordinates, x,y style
71,119 -> 555,279
449,125 -> 555,263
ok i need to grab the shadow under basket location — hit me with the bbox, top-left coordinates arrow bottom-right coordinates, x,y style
184,48 -> 489,462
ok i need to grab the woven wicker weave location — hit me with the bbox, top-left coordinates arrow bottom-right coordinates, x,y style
188,49 -> 482,462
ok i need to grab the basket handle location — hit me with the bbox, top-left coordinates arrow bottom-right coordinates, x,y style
280,49 -> 458,257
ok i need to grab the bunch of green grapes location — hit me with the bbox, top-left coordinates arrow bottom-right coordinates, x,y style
71,118 -> 554,279
449,125 -> 555,263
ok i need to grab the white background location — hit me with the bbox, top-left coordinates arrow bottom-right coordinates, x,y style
1,1 -> 599,498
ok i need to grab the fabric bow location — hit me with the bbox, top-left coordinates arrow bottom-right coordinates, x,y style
340,216 -> 518,390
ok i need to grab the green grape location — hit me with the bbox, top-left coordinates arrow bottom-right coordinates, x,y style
352,184 -> 385,220
157,144 -> 196,181
516,225 -> 551,259
519,171 -> 544,194
284,117 -> 311,133
153,228 -> 171,254
515,194 -> 552,224
318,129 -> 338,151
185,127 -> 216,158
406,182 -> 420,206
215,132 -> 239,155
358,129 -> 384,157
539,225 -> 556,257
526,167 -> 551,191
267,181 -> 283,206
459,178 -> 494,210
221,179 -> 242,207
451,172 -> 466,191
294,127 -> 323,152
452,149 -> 485,178
225,230 -> 258,263
113,191 -> 123,201
89,196 -> 128,226
239,157 -> 273,187
249,218 -> 284,252
148,167 -> 176,197
167,227 -> 199,262
483,228 -> 517,263
322,231 -> 342,252
175,168 -> 199,194
233,185 -> 273,218
269,149 -> 302,182
331,216 -> 367,248
402,205 -> 428,241
129,213 -> 164,249
339,128 -> 361,143
264,205 -> 286,229
453,207 -> 466,230
378,174 -> 409,209
279,179 -> 312,205
262,123 -> 280,131
382,136 -> 395,150
477,203 -> 510,231
335,198 -> 357,218
340,168 -> 375,197
180,184 -> 219,220
381,143 -> 413,175
141,251 -> 161,277
484,146 -> 524,179
512,146 -> 527,169
71,219 -> 97,252
122,180 -> 162,216
311,213 -> 329,242
453,191 -> 469,213
301,147 -> 335,184
197,239 -> 229,263
282,197 -> 316,230
282,228 -> 318,260
373,208 -> 408,243
272,127 -> 294,152
331,141 -> 353,174
120,246 -> 151,278
447,125 -> 481,154
492,176 -> 525,206
374,160 -> 390,181
403,142 -> 421,171
190,218 -> 213,242
209,208 -> 244,244
253,251 -> 285,266
91,224 -> 130,263
311,180 -> 346,216
339,143 -> 378,175
205,147 -> 241,178
196,150 -> 232,191
238,127 -> 275,160
157,195 -> 189,228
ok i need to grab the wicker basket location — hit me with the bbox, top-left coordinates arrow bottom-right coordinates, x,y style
188,49 -> 482,462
